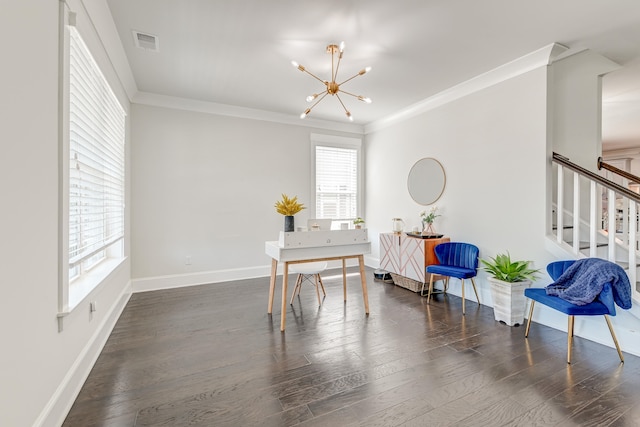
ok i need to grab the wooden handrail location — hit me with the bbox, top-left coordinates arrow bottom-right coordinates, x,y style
598,157 -> 640,185
552,152 -> 640,203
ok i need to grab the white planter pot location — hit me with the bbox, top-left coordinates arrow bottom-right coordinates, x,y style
488,278 -> 531,326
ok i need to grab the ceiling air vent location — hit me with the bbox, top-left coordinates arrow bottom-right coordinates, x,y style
132,30 -> 159,52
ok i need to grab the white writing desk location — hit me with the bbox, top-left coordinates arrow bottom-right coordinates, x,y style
265,237 -> 371,331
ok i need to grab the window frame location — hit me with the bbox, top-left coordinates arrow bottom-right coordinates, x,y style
58,2 -> 126,318
310,133 -> 363,224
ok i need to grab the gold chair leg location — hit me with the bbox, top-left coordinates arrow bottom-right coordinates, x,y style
461,279 -> 466,315
421,274 -> 433,297
425,274 -> 436,303
567,315 -> 575,364
444,277 -> 450,293
470,277 -> 480,305
524,300 -> 536,337
604,315 -> 624,363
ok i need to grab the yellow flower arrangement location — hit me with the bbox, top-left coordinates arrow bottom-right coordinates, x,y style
274,194 -> 306,216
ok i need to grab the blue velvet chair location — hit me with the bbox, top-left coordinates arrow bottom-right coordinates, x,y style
524,260 -> 624,364
424,242 -> 480,314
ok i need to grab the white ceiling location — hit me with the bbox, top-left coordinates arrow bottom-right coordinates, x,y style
105,0 -> 640,148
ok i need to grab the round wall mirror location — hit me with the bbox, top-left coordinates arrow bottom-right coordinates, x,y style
407,158 -> 446,205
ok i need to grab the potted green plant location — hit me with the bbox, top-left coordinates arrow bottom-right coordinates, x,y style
274,194 -> 305,231
480,252 -> 540,326
353,217 -> 365,229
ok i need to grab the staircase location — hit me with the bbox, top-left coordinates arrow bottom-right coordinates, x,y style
551,153 -> 640,304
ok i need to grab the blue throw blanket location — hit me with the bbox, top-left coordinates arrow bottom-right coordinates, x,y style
546,258 -> 632,309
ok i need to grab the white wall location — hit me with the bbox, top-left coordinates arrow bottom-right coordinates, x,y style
551,50 -> 619,171
0,1 -> 132,426
130,103 -> 362,290
550,50 -> 621,225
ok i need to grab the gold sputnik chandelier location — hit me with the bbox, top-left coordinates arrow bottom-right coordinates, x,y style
291,41 -> 371,121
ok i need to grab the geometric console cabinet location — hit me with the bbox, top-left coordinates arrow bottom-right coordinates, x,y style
379,232 -> 450,292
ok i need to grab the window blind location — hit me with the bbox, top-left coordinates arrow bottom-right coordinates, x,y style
315,145 -> 358,219
68,27 -> 125,280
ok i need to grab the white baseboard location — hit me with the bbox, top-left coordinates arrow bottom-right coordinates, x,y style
363,255 -> 378,269
37,282 -> 132,427
132,258 -> 380,294
132,265 -> 273,293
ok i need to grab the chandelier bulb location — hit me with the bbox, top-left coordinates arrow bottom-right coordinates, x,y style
346,111 -> 353,121
291,60 -> 305,72
339,41 -> 345,53
300,108 -> 311,119
306,94 -> 319,102
358,96 -> 372,104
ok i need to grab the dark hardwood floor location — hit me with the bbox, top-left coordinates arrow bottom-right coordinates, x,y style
63,268 -> 640,426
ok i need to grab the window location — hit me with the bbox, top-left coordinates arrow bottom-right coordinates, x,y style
62,18 -> 126,311
311,134 -> 362,222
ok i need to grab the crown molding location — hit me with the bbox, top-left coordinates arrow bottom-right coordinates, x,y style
602,147 -> 640,159
132,92 -> 365,134
365,43 -> 569,134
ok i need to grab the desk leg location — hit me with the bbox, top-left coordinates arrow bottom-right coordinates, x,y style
280,262 -> 289,332
342,258 -> 347,301
358,255 -> 369,314
267,258 -> 277,314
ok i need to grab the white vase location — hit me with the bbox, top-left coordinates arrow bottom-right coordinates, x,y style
488,277 -> 531,326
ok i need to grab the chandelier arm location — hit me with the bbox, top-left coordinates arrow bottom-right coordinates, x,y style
339,89 -> 360,99
337,72 -> 363,86
334,52 -> 343,83
306,91 -> 330,112
302,69 -> 327,85
331,49 -> 335,82
335,93 -> 350,114
339,89 -> 371,103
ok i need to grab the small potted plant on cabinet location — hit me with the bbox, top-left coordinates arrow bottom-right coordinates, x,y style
420,206 -> 440,235
353,217 -> 365,229
480,252 -> 540,326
